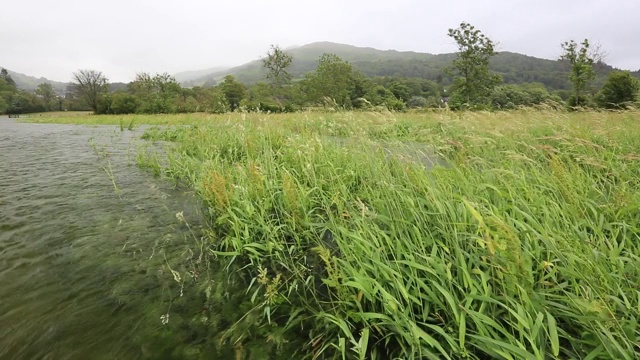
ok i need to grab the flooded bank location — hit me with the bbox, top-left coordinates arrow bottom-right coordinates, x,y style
0,118 -> 204,359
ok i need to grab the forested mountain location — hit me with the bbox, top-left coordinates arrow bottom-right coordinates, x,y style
182,42 -> 640,91
0,67 -> 68,93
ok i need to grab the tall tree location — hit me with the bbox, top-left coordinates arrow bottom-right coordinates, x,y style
560,39 -> 596,107
220,75 -> 246,111
35,83 -> 55,111
71,69 -> 108,113
262,45 -> 293,105
0,68 -> 17,88
129,72 -> 181,113
303,53 -> 365,108
446,22 -> 501,107
596,70 -> 640,109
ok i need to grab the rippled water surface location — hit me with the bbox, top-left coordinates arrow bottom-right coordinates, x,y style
0,118 -> 203,359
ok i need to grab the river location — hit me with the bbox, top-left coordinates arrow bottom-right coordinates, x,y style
0,117 -> 204,359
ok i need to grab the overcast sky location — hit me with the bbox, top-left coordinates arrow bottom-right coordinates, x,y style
1,0 -> 638,83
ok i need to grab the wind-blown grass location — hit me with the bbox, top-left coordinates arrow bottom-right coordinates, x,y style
130,110 -> 640,359
27,110 -> 640,358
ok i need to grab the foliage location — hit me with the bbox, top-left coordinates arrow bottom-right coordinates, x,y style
446,22 -> 502,108
1,68 -> 17,88
387,81 -> 411,102
303,54 -> 367,108
195,86 -> 229,114
71,69 -> 109,113
262,44 -> 293,105
184,42 -> 639,92
129,72 -> 181,114
363,84 -> 394,106
596,70 -> 640,109
407,96 -> 427,108
220,75 -> 246,111
0,77 -> 48,114
110,92 -> 139,114
561,39 -> 596,108
76,110 -> 640,359
490,83 -> 562,109
35,83 -> 56,111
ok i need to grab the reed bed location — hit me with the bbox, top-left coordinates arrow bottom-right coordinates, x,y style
28,110 -> 640,359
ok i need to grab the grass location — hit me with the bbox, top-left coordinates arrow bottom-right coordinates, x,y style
25,110 -> 640,359
17,110 -> 93,117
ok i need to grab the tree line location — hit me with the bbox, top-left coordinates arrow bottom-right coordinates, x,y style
445,22 -> 639,110
2,22 -> 638,116
0,68 -> 63,114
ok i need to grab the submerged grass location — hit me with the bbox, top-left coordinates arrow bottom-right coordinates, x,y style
30,110 -> 640,358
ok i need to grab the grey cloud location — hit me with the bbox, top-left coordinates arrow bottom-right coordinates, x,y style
1,0 -> 638,83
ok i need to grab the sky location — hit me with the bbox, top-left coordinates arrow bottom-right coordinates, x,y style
1,0 -> 639,83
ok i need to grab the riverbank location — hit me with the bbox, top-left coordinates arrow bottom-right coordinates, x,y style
17,110 -> 640,359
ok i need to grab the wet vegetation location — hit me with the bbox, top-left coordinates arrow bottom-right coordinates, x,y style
21,110 -> 640,359
5,19 -> 640,359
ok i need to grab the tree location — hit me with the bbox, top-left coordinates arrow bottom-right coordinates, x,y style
596,71 -> 640,109
303,54 -> 364,108
197,87 -> 228,114
387,81 -> 411,103
446,22 -> 501,107
0,96 -> 7,114
5,90 -> 45,114
110,92 -> 139,114
0,77 -> 18,114
71,69 -> 108,113
35,83 -> 55,111
0,68 -> 16,88
262,45 -> 293,105
220,75 -> 246,111
560,39 -> 596,107
129,72 -> 181,113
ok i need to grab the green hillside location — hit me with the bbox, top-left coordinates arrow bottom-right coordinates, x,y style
174,66 -> 231,83
182,42 -> 640,91
0,68 -> 68,93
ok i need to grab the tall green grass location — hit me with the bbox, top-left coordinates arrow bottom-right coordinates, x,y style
131,110 -> 640,359
28,110 -> 640,358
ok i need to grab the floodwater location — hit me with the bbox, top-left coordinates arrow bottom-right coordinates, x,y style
0,117 -> 204,359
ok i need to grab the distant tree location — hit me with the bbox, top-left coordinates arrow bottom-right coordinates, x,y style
560,39 -> 596,107
490,85 -> 532,109
596,71 -> 640,109
241,81 -> 277,111
110,92 -> 139,114
262,45 -> 293,105
71,69 -> 108,113
35,83 -> 55,111
5,90 -> 45,114
194,87 -> 228,113
220,75 -> 246,111
446,22 -> 501,108
303,53 -> 365,108
0,78 -> 10,113
0,97 -> 7,114
407,96 -> 427,108
387,81 -> 411,103
130,72 -> 181,113
0,68 -> 16,88
364,85 -> 395,106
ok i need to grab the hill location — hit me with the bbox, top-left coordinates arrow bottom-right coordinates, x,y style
173,66 -> 231,83
181,42 -> 640,91
0,67 -> 68,93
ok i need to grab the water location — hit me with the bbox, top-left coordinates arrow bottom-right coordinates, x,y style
0,118 -> 204,359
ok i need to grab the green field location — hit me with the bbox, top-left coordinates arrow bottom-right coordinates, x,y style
22,110 -> 640,359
